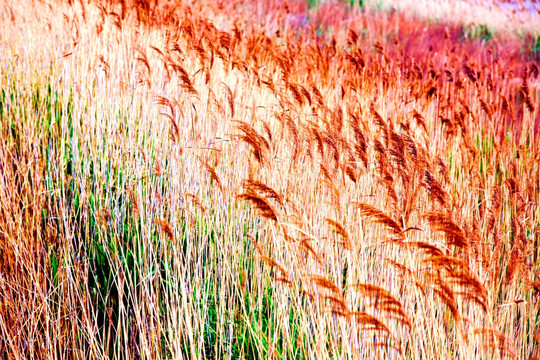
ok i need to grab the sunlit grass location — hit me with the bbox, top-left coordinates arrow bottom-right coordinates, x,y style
0,0 -> 539,359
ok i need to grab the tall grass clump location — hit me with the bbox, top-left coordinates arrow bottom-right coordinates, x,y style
0,0 -> 539,359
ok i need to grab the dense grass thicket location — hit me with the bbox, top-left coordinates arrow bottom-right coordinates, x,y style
0,0 -> 539,358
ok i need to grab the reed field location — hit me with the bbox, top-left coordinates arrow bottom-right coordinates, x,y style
0,0 -> 539,358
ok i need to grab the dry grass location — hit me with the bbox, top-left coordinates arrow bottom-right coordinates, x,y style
0,0 -> 539,359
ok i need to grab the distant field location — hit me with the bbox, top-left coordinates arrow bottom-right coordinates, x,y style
0,0 -> 539,359
372,0 -> 540,35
